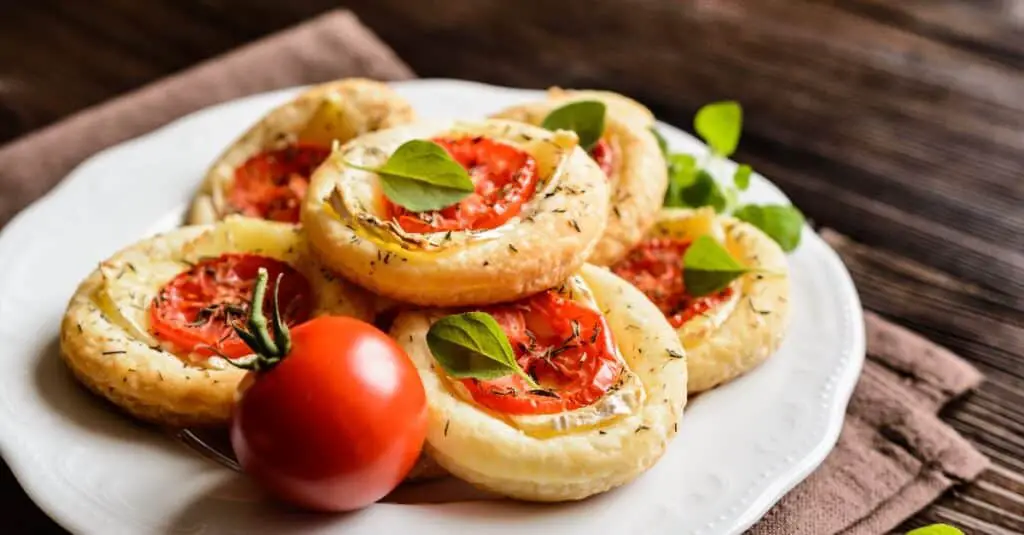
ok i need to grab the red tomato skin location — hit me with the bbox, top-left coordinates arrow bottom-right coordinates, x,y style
149,254 -> 311,359
230,316 -> 427,512
589,138 -> 617,178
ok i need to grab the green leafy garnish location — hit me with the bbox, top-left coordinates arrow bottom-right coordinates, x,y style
426,312 -> 538,388
668,153 -> 698,184
680,170 -> 729,213
657,100 -> 805,253
733,204 -> 805,252
541,100 -> 606,151
694,101 -> 742,157
682,235 -> 751,297
733,164 -> 752,191
906,524 -> 964,535
663,153 -> 697,207
347,139 -> 474,212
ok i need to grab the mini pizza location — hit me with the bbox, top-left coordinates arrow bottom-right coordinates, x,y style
301,119 -> 609,307
390,264 -> 687,501
492,87 -> 667,266
189,78 -> 415,225
60,217 -> 375,427
611,208 -> 791,393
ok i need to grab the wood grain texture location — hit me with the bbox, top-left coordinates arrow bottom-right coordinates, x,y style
1,0 -> 1022,533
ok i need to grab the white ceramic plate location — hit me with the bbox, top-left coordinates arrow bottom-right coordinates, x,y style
0,79 -> 864,535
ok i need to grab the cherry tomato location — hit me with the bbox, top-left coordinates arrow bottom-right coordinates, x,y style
383,136 -> 539,233
231,314 -> 427,512
149,254 -> 311,359
612,238 -> 735,328
588,138 -> 617,178
229,143 -> 331,223
459,290 -> 621,415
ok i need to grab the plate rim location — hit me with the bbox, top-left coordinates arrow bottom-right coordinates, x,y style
0,78 -> 866,535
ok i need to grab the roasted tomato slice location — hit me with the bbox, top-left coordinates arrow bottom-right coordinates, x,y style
229,144 -> 331,223
588,138 -> 616,178
150,254 -> 312,358
384,136 -> 539,233
612,238 -> 734,328
460,290 -> 622,415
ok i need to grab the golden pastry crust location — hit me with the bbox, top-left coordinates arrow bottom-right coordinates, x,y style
390,264 -> 687,501
646,208 -> 791,393
59,217 -> 376,427
189,78 -> 415,224
491,87 -> 667,266
301,119 -> 609,307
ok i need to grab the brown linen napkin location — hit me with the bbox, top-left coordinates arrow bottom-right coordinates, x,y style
750,296 -> 989,534
0,10 -> 988,535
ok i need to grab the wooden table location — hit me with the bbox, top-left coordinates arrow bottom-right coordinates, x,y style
2,1 -> 1022,533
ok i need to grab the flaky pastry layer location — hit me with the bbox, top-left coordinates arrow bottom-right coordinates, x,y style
189,78 -> 415,224
650,208 -> 791,393
390,264 -> 687,501
59,217 -> 375,427
492,87 -> 667,265
302,119 -> 609,307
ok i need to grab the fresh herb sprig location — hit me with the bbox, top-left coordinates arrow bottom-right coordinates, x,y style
426,311 -> 539,388
679,235 -> 786,297
682,236 -> 753,297
346,139 -> 475,212
658,101 -> 805,252
541,100 -> 606,151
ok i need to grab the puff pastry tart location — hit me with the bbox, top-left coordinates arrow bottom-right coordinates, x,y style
60,217 -> 375,427
492,88 -> 667,266
611,208 -> 791,393
390,264 -> 687,501
302,119 -> 609,307
189,78 -> 415,225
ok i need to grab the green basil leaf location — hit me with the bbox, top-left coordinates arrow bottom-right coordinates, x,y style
357,139 -> 474,213
906,524 -> 964,535
650,126 -> 670,158
733,203 -> 806,252
378,175 -> 473,214
426,312 -> 538,387
668,153 -> 698,186
733,164 -> 752,191
694,101 -> 742,157
663,153 -> 698,207
541,100 -> 606,151
683,235 -> 751,297
679,170 -> 728,213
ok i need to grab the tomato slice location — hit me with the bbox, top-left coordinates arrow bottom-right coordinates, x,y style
458,290 -> 622,415
589,138 -> 616,178
150,254 -> 312,358
383,136 -> 539,233
228,144 -> 331,223
612,238 -> 734,328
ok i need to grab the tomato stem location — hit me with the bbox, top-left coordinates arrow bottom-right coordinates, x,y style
248,269 -> 280,356
227,268 -> 291,372
270,277 -> 292,355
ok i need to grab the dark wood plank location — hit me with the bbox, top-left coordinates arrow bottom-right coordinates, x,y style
1,1 -> 1023,533
831,0 -> 1024,70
